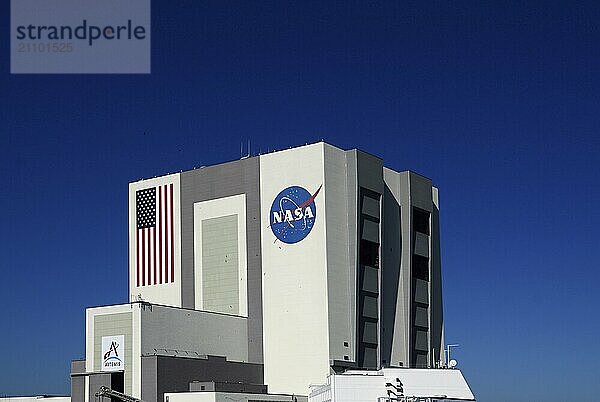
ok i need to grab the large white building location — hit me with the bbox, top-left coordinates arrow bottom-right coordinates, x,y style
66,142 -> 456,402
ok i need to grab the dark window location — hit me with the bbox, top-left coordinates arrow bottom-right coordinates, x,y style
360,240 -> 380,268
413,255 -> 429,281
110,372 -> 124,402
413,208 -> 430,235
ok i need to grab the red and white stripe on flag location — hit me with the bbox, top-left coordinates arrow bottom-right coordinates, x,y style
136,183 -> 175,287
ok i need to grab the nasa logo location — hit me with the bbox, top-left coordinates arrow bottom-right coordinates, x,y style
270,184 -> 322,244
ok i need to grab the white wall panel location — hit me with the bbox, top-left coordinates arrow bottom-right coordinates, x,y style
128,173 -> 182,307
259,143 -> 330,395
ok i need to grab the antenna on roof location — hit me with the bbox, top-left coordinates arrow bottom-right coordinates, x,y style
241,139 -> 250,159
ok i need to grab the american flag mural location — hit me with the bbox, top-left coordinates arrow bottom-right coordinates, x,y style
136,184 -> 175,286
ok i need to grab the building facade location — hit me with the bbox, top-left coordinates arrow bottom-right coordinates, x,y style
71,142 -> 445,401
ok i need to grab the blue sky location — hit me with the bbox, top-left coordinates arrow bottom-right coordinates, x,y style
1,1 -> 599,401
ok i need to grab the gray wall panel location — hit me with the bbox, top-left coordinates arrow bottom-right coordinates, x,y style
71,360 -> 86,402
140,304 -> 248,362
414,279 -> 429,305
362,296 -> 378,319
362,347 -> 378,368
361,219 -> 380,243
141,355 -> 157,402
88,373 -> 111,402
430,187 -> 444,366
414,306 -> 429,328
201,215 -> 239,315
180,157 -> 263,364
381,178 -> 403,367
413,232 -> 430,258
323,144 -> 355,364
385,170 -> 441,368
409,174 -> 433,212
383,169 -> 413,367
71,377 -> 84,402
361,195 -> 380,219
415,330 -> 428,352
362,321 -> 378,344
345,150 -> 358,363
398,172 -> 412,366
354,150 -> 384,194
355,151 -> 383,369
415,353 -> 428,368
362,266 -> 379,294
71,360 -> 85,374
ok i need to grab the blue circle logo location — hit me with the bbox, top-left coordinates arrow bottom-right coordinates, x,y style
270,185 -> 322,244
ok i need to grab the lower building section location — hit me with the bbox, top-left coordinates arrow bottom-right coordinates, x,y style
73,355 -> 263,402
165,389 -> 306,402
76,302 -> 263,402
143,356 -> 263,402
71,360 -> 125,402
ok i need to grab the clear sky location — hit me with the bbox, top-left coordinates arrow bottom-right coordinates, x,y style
1,1 -> 599,401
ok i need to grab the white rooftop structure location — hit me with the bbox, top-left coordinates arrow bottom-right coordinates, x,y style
308,368 -> 475,402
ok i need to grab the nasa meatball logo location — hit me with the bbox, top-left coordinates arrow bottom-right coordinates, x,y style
270,184 -> 322,244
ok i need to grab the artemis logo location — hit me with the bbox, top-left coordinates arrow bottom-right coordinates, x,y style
101,335 -> 124,371
103,341 -> 121,363
270,185 -> 322,244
